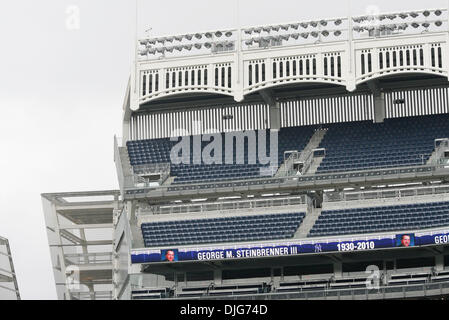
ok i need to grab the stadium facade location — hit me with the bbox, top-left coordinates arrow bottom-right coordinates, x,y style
0,236 -> 20,300
43,7 -> 449,300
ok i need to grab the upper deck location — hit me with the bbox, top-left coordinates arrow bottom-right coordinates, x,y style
130,8 -> 449,111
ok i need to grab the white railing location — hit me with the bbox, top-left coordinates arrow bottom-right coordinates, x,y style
69,291 -> 113,300
324,184 -> 449,203
279,151 -> 300,177
434,138 -> 449,165
142,195 -> 307,216
279,128 -> 328,176
64,252 -> 113,265
133,162 -> 171,185
149,267 -> 449,300
123,163 -> 449,196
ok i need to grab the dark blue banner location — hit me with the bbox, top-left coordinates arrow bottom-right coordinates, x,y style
131,229 -> 449,264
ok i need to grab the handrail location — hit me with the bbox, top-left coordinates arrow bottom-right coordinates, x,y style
64,252 -> 113,265
133,162 -> 171,185
433,138 -> 449,165
151,272 -> 449,300
279,128 -> 328,177
324,184 -> 449,203
280,151 -> 300,177
133,162 -> 170,174
69,290 -> 113,300
125,163 -> 449,196
139,195 -> 307,216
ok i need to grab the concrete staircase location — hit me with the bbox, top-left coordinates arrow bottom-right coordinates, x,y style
275,161 -> 289,177
162,176 -> 176,186
276,128 -> 328,177
427,139 -> 449,165
306,156 -> 325,175
301,128 -> 327,174
295,207 -> 322,238
306,128 -> 328,154
427,150 -> 439,165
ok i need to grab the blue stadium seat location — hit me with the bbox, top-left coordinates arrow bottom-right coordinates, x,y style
127,126 -> 316,184
142,212 -> 306,247
127,114 -> 449,183
309,201 -> 449,237
316,114 -> 449,173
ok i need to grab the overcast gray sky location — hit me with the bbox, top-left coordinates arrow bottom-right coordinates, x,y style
0,0 -> 446,300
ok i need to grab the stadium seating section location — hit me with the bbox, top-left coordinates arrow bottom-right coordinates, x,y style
317,114 -> 449,173
131,269 -> 449,299
141,212 -> 305,247
127,126 -> 316,184
309,201 -> 449,237
127,114 -> 449,184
